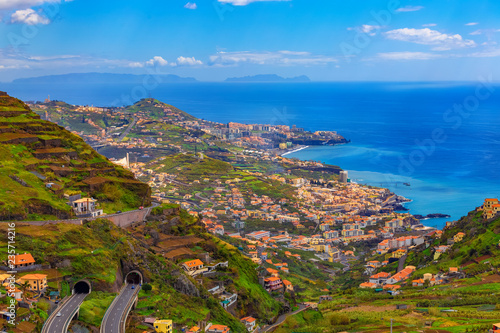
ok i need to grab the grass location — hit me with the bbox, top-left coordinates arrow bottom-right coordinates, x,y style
0,93 -> 151,220
79,291 -> 116,327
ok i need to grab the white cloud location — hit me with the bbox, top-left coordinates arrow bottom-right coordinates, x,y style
278,50 -> 310,56
184,2 -> 197,9
467,48 -> 500,58
217,0 -> 290,6
469,29 -> 500,36
385,28 -> 476,51
0,50 -> 139,72
0,0 -> 71,11
209,50 -> 337,66
395,5 -> 424,12
465,22 -> 478,26
145,56 -> 169,67
348,24 -> 383,36
10,8 -> 49,25
129,56 -> 203,68
422,23 -> 436,27
376,51 -> 442,60
175,56 -> 203,66
128,62 -> 144,68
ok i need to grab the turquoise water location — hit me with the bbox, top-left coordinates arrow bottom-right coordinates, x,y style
2,81 -> 499,228
287,144 -> 493,229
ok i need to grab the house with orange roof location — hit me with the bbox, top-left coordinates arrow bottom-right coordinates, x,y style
266,268 -> 279,277
264,277 -> 283,292
206,324 -> 230,333
359,282 -> 377,289
386,267 -> 413,285
482,198 -> 500,219
412,279 -> 425,287
12,253 -> 35,270
369,272 -> 391,285
282,279 -> 293,292
18,274 -> 47,292
453,232 -> 465,243
182,259 -> 206,276
241,317 -> 257,332
391,249 -> 407,258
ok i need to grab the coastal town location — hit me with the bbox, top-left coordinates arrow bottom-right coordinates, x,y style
1,93 -> 500,333
3,0 -> 500,330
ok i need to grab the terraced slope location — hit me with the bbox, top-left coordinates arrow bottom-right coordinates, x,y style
0,92 -> 151,220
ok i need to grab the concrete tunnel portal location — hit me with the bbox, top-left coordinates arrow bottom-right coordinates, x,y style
125,270 -> 143,285
73,280 -> 91,294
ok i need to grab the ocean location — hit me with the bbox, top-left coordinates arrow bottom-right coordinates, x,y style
2,81 -> 499,229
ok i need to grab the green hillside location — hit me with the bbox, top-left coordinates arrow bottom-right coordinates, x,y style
272,210 -> 500,333
0,206 -> 280,332
0,92 -> 151,220
146,153 -> 297,200
124,98 -> 197,121
408,210 -> 500,275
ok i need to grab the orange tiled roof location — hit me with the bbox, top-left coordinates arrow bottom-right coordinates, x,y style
184,259 -> 203,268
13,253 -> 35,265
19,274 -> 46,281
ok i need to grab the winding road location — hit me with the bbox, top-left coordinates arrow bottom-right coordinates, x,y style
259,304 -> 308,332
101,284 -> 140,333
42,293 -> 87,333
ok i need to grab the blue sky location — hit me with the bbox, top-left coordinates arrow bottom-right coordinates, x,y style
1,0 -> 500,81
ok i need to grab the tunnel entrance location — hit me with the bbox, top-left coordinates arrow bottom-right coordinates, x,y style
73,280 -> 91,294
125,271 -> 142,285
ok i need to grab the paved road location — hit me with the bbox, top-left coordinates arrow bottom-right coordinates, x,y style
42,293 -> 87,333
7,202 -> 160,225
397,254 -> 408,272
195,193 -> 216,205
162,196 -> 201,208
101,284 -> 140,333
259,304 -> 308,333
117,116 -> 137,142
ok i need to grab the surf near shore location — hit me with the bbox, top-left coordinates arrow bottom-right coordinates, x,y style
281,145 -> 309,157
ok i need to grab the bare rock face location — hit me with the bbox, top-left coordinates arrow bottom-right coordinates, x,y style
55,258 -> 72,269
172,270 -> 200,297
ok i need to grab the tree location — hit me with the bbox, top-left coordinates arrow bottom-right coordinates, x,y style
19,281 -> 31,301
142,283 -> 152,293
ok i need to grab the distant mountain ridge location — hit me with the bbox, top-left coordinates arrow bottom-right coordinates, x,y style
12,72 -> 198,84
225,74 -> 311,82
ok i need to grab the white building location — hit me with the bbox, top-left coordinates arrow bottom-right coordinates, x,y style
71,198 -> 103,217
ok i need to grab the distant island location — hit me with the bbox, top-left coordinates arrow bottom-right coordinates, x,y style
225,74 -> 311,82
11,72 -> 198,84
